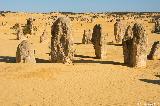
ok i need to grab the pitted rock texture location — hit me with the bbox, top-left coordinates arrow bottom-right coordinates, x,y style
122,25 -> 133,65
131,23 -> 148,67
23,18 -> 35,35
114,21 -> 124,43
148,41 -> 160,60
51,17 -> 74,64
16,40 -> 36,63
92,24 -> 107,59
154,18 -> 160,33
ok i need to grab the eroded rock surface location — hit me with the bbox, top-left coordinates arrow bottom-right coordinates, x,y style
148,41 -> 160,60
51,17 -> 74,64
16,40 -> 36,63
92,24 -> 107,59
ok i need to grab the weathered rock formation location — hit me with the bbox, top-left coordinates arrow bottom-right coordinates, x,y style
122,25 -> 133,65
92,24 -> 107,59
51,17 -> 74,64
148,41 -> 160,60
82,29 -> 92,44
23,18 -> 35,35
16,24 -> 23,40
12,23 -> 26,40
131,23 -> 148,67
154,18 -> 160,33
114,21 -> 124,43
40,30 -> 48,43
16,40 -> 36,63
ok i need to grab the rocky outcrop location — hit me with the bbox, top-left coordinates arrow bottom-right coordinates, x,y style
114,21 -> 124,43
82,29 -> 92,44
131,23 -> 148,67
148,41 -> 160,60
16,40 -> 36,63
92,24 -> 107,59
51,17 -> 74,64
122,25 -> 133,65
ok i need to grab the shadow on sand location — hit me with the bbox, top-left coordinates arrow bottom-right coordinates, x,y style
74,59 -> 125,66
0,56 -> 16,63
0,56 -> 50,63
74,54 -> 125,66
0,54 -> 125,66
155,75 -> 160,78
74,54 -> 96,59
107,42 -> 122,46
74,43 -> 82,45
9,38 -> 17,40
139,77 -> 160,85
35,58 -> 50,63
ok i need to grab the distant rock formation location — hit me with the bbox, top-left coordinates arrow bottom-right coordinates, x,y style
114,21 -> 124,43
16,24 -> 23,40
40,29 -> 48,43
82,29 -> 92,44
11,23 -> 26,40
154,18 -> 160,33
23,18 -> 35,35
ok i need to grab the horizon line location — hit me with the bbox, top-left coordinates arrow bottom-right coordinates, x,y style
1,10 -> 160,14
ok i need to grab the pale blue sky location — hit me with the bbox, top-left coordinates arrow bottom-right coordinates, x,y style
0,0 -> 159,12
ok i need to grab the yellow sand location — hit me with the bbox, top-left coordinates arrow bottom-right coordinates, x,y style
0,12 -> 159,106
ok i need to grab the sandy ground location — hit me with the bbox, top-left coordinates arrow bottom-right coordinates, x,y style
0,12 -> 160,106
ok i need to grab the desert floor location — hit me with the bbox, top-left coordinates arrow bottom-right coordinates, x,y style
0,13 -> 160,106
